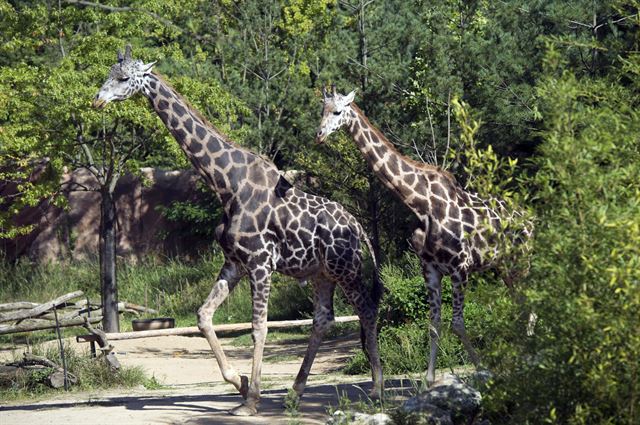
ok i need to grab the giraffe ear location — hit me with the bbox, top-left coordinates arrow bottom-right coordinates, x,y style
343,90 -> 356,105
141,61 -> 156,74
124,44 -> 133,61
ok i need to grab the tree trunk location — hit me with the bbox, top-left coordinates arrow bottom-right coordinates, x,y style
100,189 -> 119,332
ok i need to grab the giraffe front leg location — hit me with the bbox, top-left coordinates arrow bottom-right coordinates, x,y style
229,267 -> 272,416
451,275 -> 481,367
423,262 -> 443,386
292,280 -> 336,398
197,260 -> 248,396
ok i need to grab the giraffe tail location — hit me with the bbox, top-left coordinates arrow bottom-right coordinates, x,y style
360,228 -> 384,309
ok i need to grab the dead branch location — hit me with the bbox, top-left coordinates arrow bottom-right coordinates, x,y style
0,291 -> 84,323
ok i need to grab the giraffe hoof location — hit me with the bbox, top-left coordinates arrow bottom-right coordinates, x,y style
229,402 -> 258,416
283,389 -> 301,409
368,389 -> 382,401
238,375 -> 249,399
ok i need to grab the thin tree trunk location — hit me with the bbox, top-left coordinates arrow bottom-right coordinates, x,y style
100,188 -> 119,332
358,0 -> 381,260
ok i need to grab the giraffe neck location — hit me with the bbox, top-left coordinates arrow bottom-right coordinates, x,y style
346,104 -> 452,217
142,73 -> 278,204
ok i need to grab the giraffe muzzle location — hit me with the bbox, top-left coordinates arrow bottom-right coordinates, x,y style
92,95 -> 107,109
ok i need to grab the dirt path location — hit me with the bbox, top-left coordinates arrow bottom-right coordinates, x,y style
1,332 -> 415,424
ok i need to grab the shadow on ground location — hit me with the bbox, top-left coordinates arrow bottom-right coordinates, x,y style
0,379 -> 418,425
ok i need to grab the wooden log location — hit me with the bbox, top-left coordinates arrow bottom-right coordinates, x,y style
100,315 -> 360,341
0,365 -> 22,387
47,370 -> 78,388
0,302 -> 40,312
0,315 -> 102,335
123,302 -> 158,314
0,291 -> 84,323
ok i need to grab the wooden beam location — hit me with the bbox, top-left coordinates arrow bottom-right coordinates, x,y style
0,291 -> 84,323
0,315 -> 102,335
0,302 -> 40,312
101,315 -> 360,341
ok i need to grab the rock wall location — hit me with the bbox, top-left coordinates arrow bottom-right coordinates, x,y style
1,167 -> 213,262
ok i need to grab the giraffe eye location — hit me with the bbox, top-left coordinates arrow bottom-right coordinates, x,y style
333,111 -> 341,116
118,77 -> 130,82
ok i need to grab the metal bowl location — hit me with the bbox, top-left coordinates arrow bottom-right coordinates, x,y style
131,317 -> 175,331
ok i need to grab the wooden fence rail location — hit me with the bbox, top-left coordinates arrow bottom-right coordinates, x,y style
76,315 -> 361,342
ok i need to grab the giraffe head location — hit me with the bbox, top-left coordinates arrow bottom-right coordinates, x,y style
92,45 -> 156,109
315,85 -> 356,144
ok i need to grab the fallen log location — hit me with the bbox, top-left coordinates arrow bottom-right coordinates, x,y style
0,302 -> 40,312
0,315 -> 102,335
0,291 -> 84,323
2,354 -> 77,389
94,315 -> 360,341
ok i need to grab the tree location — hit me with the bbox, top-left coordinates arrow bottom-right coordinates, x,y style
482,15 -> 640,423
0,0 -> 247,331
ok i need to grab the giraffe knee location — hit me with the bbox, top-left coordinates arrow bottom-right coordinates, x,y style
197,307 -> 213,331
451,319 -> 466,337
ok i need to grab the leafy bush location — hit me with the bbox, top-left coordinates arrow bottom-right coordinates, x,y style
346,254 -> 499,375
482,50 -> 640,424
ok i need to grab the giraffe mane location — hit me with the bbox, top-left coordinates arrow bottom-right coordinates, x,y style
350,103 -> 458,185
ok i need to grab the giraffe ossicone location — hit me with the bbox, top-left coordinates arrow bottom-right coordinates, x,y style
316,86 -> 533,385
93,46 -> 384,416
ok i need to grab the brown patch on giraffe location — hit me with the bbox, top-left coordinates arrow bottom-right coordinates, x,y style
195,124 -> 207,140
431,182 -> 446,199
431,197 -> 447,221
461,208 -> 475,226
216,152 -> 231,169
157,99 -> 169,110
189,141 -> 203,154
231,150 -> 246,164
184,118 -> 193,133
404,172 -> 416,187
159,84 -> 171,98
173,128 -> 187,143
173,103 -> 186,117
386,157 -> 399,176
449,204 -> 460,220
207,136 -> 221,153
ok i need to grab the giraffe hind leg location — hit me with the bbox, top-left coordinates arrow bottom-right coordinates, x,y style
292,279 -> 336,398
451,275 -> 481,367
342,277 -> 383,399
423,261 -> 443,386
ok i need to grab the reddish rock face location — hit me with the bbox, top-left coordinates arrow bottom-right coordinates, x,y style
1,167 -> 214,262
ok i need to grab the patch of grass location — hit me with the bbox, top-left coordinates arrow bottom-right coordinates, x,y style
230,329 -> 310,347
264,353 -> 300,363
0,251 -> 315,345
284,388 -> 302,425
0,343 -> 148,402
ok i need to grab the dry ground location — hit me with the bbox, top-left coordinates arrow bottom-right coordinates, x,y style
0,331 -> 417,424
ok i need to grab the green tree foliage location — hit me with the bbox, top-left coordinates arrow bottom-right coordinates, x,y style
483,41 -> 640,424
407,0 -> 639,158
0,0 -> 247,238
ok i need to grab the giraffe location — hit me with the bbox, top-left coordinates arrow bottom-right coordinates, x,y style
93,46 -> 383,416
315,86 -> 532,385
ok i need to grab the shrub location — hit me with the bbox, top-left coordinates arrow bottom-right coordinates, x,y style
482,53 -> 640,424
